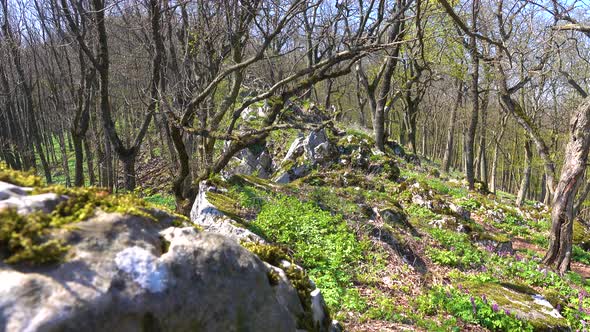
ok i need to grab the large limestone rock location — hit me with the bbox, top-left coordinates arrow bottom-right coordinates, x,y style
190,181 -> 337,332
0,180 -> 336,332
274,129 -> 337,183
0,208 -> 310,331
225,144 -> 274,179
190,181 -> 265,243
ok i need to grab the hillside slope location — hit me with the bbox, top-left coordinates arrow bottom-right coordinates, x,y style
198,129 -> 590,331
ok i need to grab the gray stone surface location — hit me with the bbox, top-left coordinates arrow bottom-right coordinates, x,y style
0,210 -> 304,332
190,181 -> 264,243
0,181 -> 66,214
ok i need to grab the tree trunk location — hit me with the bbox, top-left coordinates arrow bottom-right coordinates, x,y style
464,0 -> 480,190
479,84 -> 490,186
443,82 -> 463,172
57,128 -> 71,187
516,140 -> 532,207
84,138 -> 96,186
490,114 -> 508,193
543,97 -> 590,274
121,155 -> 136,191
373,0 -> 405,151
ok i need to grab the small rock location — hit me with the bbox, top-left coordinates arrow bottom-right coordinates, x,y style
0,181 -> 66,214
450,202 -> 471,220
495,241 -> 515,256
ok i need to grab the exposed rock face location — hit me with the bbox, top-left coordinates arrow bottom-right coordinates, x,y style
304,130 -> 337,164
0,182 -> 335,332
0,181 -> 66,214
190,181 -> 337,332
0,210 -> 307,332
190,181 -> 265,243
385,140 -> 406,157
274,164 -> 312,184
274,129 -> 337,183
225,144 -> 274,179
466,282 -> 568,331
337,134 -> 372,169
449,202 -> 471,220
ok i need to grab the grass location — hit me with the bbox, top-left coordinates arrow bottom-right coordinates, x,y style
143,193 -> 176,211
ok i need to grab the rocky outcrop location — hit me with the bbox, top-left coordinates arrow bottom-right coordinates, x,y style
0,181 -> 334,332
0,181 -> 66,214
465,282 -> 568,331
0,213 -> 304,331
225,144 -> 274,179
274,129 -> 338,183
190,181 -> 265,243
190,181 -> 338,332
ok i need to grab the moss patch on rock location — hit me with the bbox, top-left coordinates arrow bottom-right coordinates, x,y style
463,281 -> 568,330
242,242 -> 289,266
0,169 -> 179,265
0,164 -> 41,187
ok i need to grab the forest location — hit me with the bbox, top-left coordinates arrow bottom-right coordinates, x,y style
1,0 -> 590,331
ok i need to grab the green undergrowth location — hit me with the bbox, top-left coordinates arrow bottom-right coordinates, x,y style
426,229 -> 486,269
415,285 -> 535,331
250,194 -> 367,309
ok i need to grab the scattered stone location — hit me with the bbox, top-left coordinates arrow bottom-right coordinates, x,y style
456,223 -> 472,234
380,207 -> 407,228
283,135 -> 306,164
0,181 -> 66,214
358,203 -> 374,217
226,144 -> 274,179
274,164 -> 312,184
385,140 -> 405,157
495,241 -> 515,256
429,216 -> 455,229
449,202 -> 471,220
466,282 -> 568,330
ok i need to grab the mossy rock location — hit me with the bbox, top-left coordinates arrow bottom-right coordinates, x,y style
228,174 -> 275,191
573,219 -> 590,244
0,168 -> 183,265
463,281 -> 568,331
205,191 -> 245,223
0,163 -> 41,187
242,242 -> 290,266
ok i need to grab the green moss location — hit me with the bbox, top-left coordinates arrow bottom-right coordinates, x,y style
0,163 -> 41,187
267,268 -> 281,286
242,242 -> 289,266
285,265 -> 317,330
229,174 -> 274,191
463,281 -> 568,330
573,219 -> 589,244
0,169 -> 167,264
205,191 -> 244,223
0,208 -> 70,264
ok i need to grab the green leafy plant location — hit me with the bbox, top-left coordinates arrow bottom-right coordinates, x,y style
251,195 -> 364,308
415,286 -> 534,331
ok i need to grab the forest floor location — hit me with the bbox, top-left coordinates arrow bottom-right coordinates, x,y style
45,130 -> 590,331
165,140 -> 590,331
